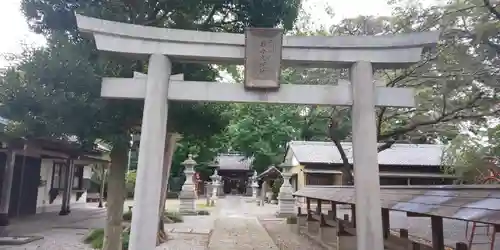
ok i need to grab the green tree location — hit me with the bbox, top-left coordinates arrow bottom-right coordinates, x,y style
442,124 -> 500,183
2,0 -> 302,249
291,1 -> 500,184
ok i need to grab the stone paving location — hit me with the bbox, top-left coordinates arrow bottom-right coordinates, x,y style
207,196 -> 278,250
6,196 -> 499,250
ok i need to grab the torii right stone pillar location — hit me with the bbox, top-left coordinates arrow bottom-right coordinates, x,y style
129,54 -> 171,250
350,61 -> 384,250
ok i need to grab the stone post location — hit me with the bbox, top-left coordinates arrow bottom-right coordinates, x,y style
277,163 -> 295,217
129,54 -> 171,250
350,61 -> 384,250
179,154 -> 197,214
210,169 -> 220,206
0,150 -> 15,225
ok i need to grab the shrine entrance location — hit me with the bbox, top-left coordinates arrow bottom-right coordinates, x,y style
222,177 -> 246,195
75,14 -> 439,250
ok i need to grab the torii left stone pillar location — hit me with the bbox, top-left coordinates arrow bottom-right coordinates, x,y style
128,54 -> 171,250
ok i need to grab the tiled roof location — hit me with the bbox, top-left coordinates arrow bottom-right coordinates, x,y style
288,141 -> 445,167
214,154 -> 252,171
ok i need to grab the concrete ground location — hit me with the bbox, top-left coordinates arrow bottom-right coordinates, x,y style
1,197 -> 498,249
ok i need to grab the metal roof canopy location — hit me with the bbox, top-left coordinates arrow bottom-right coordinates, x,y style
293,185 -> 500,225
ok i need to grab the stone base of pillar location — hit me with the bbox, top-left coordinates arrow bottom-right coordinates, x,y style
178,192 -> 196,214
0,213 -> 9,226
59,206 -> 70,216
276,197 -> 295,217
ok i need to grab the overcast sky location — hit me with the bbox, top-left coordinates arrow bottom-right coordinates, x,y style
0,0 -> 441,68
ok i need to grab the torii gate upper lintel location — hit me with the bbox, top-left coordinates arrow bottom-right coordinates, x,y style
75,14 -> 439,250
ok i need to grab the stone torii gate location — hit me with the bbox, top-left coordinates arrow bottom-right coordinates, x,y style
76,15 -> 438,250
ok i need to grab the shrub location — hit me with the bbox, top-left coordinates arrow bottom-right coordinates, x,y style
83,228 -> 105,249
166,192 -> 179,199
197,210 -> 210,216
125,171 -> 137,198
123,210 -> 132,221
123,210 -> 184,223
286,216 -> 297,224
272,178 -> 283,200
83,228 -> 131,250
165,211 -> 183,222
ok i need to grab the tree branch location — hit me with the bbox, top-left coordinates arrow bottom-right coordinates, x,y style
199,5 -> 220,30
379,92 -> 494,140
377,140 -> 395,152
483,0 -> 500,21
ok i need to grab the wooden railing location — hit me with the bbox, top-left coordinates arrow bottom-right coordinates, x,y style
293,197 -> 469,250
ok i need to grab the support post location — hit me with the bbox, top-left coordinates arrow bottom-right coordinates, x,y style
350,61 -> 384,250
59,159 -> 74,215
129,54 -> 171,250
431,216 -> 444,250
381,208 -> 390,239
98,164 -> 106,208
0,150 -> 15,225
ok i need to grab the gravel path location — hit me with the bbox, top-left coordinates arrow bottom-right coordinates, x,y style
0,229 -> 92,250
208,217 -> 278,250
158,233 -> 209,250
207,196 -> 279,250
260,219 -> 326,250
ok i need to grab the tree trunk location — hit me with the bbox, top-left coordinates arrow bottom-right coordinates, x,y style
103,144 -> 128,250
98,164 -> 107,208
332,140 -> 354,185
157,133 -> 181,244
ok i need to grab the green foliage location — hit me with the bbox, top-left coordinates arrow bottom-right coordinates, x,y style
442,124 -> 500,183
3,0 -> 302,161
221,104 -> 303,173
83,228 -> 105,249
286,216 -> 297,224
122,210 -> 184,223
125,170 -> 137,197
196,210 -> 210,216
271,178 -> 283,200
83,228 -> 130,250
164,211 -> 184,223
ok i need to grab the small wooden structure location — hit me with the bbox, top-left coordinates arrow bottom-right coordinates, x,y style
293,185 -> 500,250
257,166 -> 282,204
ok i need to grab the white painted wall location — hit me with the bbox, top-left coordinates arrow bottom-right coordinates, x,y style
36,159 -> 90,213
291,155 -> 299,167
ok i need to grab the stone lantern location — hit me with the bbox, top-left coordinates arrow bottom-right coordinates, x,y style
251,170 -> 259,201
277,162 -> 295,217
179,154 -> 197,214
210,169 -> 221,206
